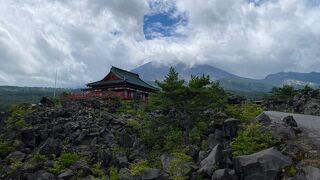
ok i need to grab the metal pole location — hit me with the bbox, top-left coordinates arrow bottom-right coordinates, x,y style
54,69 -> 57,97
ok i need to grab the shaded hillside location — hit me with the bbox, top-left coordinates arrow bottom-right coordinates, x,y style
263,72 -> 320,88
132,62 -> 320,92
0,86 -> 75,111
132,62 -> 239,81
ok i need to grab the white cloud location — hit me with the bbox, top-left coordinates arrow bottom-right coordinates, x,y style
0,0 -> 319,87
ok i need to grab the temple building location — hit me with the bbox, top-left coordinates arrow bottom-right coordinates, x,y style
84,66 -> 159,101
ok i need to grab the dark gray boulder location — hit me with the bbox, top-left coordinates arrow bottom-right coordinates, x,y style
303,99 -> 320,116
26,170 -> 56,180
119,132 -> 134,148
140,168 -> 165,180
227,95 -> 246,105
37,138 -> 62,156
161,154 -> 175,173
212,169 -> 238,180
115,152 -> 128,167
255,113 -> 272,125
70,160 -> 92,177
282,116 -> 298,127
57,169 -> 73,179
21,128 -> 36,148
208,130 -> 223,149
40,97 -> 55,107
234,147 -> 292,180
303,166 -> 320,180
223,118 -> 241,139
6,151 -> 26,162
198,144 -> 223,177
119,168 -> 133,180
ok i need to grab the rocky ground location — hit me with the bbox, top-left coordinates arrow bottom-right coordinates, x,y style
263,89 -> 320,116
1,98 -> 320,180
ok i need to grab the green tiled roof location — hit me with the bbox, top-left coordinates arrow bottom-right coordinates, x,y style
88,66 -> 159,91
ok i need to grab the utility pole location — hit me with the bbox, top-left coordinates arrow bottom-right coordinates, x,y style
53,69 -> 57,97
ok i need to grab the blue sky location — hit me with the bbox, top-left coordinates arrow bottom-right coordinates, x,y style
143,2 -> 187,39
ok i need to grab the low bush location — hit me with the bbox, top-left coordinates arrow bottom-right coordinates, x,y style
108,166 -> 120,180
0,139 -> 15,158
48,152 -> 79,174
284,166 -> 298,177
92,162 -> 106,178
169,153 -> 194,180
227,103 -> 263,122
129,160 -> 150,176
5,104 -> 33,129
231,123 -> 279,156
32,154 -> 48,162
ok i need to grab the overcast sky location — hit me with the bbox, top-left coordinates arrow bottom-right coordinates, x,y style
0,0 -> 320,87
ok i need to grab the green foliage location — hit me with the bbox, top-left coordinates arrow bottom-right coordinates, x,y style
156,67 -> 185,92
284,166 -> 298,177
147,68 -> 227,147
15,119 -> 27,128
227,103 -> 263,122
10,161 -> 23,171
188,75 -> 210,89
5,104 -> 34,129
0,86 -> 74,111
108,167 -> 120,180
129,160 -> 150,176
117,100 -> 135,114
32,154 -> 47,162
48,152 -> 79,174
163,128 -> 183,152
169,153 -> 193,180
92,162 -> 106,178
231,123 -> 279,156
0,139 -> 15,158
265,85 -> 297,103
189,122 -> 208,144
299,85 -> 313,95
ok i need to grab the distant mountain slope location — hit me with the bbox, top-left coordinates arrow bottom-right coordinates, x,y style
0,86 -> 75,111
131,62 -> 239,81
131,62 -> 320,92
132,62 -> 272,92
219,78 -> 272,92
263,72 -> 320,88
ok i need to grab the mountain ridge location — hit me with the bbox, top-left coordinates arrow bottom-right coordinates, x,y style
131,62 -> 320,92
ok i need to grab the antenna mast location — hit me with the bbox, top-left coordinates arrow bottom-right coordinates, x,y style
54,69 -> 57,97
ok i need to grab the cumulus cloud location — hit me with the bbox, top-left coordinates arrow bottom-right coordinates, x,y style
0,0 -> 319,87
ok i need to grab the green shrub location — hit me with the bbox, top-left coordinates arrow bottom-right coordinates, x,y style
127,119 -> 142,131
169,153 -> 194,180
32,154 -> 47,162
108,167 -> 120,180
284,166 -> 298,177
264,85 -> 297,103
189,122 -> 209,144
15,119 -> 27,128
48,152 -> 79,174
227,104 -> 263,122
231,123 -> 279,156
129,160 -> 150,176
117,100 -> 135,114
5,104 -> 33,129
92,162 -> 105,178
10,161 -> 23,171
164,128 -> 183,152
0,139 -> 15,157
